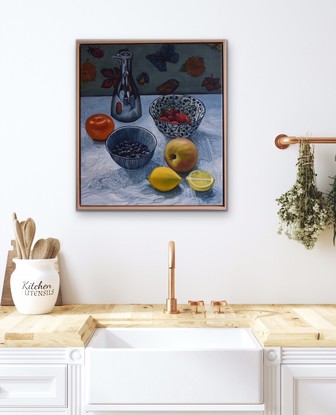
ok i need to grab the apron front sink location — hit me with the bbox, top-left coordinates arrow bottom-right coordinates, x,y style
85,327 -> 263,406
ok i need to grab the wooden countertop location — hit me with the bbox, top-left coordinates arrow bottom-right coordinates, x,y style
1,304 -> 336,348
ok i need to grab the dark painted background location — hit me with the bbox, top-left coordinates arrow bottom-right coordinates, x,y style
79,41 -> 223,96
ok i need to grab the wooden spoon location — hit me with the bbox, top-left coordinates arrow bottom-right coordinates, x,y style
47,238 -> 60,259
23,218 -> 36,259
14,219 -> 26,259
31,239 -> 50,259
20,220 -> 27,257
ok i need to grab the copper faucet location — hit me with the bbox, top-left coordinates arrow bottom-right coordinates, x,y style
164,241 -> 179,314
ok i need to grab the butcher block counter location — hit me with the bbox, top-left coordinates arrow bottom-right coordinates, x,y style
1,304 -> 336,348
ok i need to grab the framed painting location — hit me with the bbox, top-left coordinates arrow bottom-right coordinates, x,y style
76,40 -> 227,210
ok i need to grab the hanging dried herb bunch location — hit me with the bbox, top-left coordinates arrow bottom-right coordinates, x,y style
326,171 -> 336,245
276,139 -> 332,249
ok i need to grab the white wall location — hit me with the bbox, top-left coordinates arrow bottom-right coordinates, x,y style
1,0 -> 336,305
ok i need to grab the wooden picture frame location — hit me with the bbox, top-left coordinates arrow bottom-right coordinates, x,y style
76,40 -> 227,210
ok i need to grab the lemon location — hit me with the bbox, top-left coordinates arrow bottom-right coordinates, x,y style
148,167 -> 182,192
186,170 -> 215,192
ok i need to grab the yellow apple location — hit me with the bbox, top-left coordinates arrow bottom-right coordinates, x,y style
164,138 -> 198,173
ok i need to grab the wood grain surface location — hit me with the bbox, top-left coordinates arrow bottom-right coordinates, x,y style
1,304 -> 336,347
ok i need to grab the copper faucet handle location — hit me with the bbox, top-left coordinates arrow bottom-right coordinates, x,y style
188,300 -> 204,314
211,300 -> 227,314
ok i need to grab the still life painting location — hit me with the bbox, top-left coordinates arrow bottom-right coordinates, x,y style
76,40 -> 227,210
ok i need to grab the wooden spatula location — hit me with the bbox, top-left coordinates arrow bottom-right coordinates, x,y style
31,239 -> 50,259
47,238 -> 60,258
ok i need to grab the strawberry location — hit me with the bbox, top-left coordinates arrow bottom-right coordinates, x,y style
158,108 -> 191,124
181,113 -> 191,123
174,113 -> 184,123
175,113 -> 185,123
169,108 -> 178,116
159,116 -> 170,122
175,112 -> 191,124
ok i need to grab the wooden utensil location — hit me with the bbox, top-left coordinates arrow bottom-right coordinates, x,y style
12,213 -> 22,258
31,239 -> 50,259
14,219 -> 26,259
47,238 -> 60,259
23,218 -> 36,259
19,220 -> 27,257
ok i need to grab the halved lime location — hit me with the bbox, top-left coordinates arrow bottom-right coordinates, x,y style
186,170 -> 215,192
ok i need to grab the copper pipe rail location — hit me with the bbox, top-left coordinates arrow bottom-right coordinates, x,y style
275,134 -> 336,149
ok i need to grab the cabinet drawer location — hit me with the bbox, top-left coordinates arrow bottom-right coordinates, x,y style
0,364 -> 67,407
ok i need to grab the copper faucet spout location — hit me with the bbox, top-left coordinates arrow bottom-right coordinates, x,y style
168,241 -> 175,299
165,241 -> 179,314
168,240 -> 175,269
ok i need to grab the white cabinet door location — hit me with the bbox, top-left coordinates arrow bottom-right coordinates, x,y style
281,364 -> 336,415
0,364 -> 67,407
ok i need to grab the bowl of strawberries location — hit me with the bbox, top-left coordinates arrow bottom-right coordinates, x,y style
149,94 -> 206,138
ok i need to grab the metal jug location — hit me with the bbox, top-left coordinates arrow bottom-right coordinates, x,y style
111,50 -> 142,122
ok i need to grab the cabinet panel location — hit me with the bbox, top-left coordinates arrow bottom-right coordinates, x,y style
281,365 -> 336,415
0,364 -> 67,407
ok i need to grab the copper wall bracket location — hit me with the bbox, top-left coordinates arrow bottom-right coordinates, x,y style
275,134 -> 336,149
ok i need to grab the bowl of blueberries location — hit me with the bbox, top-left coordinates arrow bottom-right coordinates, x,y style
106,126 -> 157,169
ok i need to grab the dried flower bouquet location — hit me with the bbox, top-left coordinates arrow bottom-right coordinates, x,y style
276,140 -> 332,249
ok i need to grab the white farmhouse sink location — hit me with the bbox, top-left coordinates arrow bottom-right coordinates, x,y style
85,327 -> 263,407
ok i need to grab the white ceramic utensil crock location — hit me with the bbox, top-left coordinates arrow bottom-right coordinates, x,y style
10,258 -> 59,314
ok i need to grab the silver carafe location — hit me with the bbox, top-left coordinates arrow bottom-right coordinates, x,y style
111,50 -> 142,122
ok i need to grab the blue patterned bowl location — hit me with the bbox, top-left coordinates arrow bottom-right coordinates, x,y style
106,127 -> 157,170
149,95 -> 206,138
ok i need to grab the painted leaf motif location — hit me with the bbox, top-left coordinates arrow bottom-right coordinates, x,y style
101,79 -> 115,88
100,68 -> 121,89
101,68 -> 116,78
87,47 -> 104,58
156,79 -> 179,95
